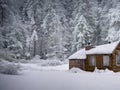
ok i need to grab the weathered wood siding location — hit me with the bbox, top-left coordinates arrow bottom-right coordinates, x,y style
69,59 -> 85,70
85,54 -> 112,71
112,43 -> 120,72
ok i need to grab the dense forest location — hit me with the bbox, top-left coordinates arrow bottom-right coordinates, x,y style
0,0 -> 120,60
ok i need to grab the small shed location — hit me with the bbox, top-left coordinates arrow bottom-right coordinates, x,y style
69,41 -> 120,72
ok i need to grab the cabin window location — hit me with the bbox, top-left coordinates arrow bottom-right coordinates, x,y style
103,56 -> 109,66
116,51 -> 120,65
89,56 -> 95,66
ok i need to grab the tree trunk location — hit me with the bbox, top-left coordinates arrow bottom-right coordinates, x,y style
33,40 -> 36,56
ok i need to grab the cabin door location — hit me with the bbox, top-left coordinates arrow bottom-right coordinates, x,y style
96,55 -> 103,68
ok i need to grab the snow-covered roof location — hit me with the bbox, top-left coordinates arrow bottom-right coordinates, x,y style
68,49 -> 86,60
86,41 -> 119,54
69,41 -> 120,60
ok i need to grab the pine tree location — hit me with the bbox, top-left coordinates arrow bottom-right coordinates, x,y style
106,3 -> 120,42
73,15 -> 94,51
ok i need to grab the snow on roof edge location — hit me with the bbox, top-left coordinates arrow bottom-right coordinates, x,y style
68,41 -> 120,60
68,48 -> 86,60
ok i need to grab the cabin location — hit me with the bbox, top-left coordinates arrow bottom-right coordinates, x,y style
69,41 -> 120,72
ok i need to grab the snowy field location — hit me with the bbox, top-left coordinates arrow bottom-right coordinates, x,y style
1,62 -> 120,90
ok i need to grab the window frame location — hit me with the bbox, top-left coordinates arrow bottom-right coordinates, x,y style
116,51 -> 120,66
89,56 -> 96,66
103,56 -> 109,66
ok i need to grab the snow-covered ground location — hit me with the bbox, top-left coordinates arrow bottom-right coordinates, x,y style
0,61 -> 120,90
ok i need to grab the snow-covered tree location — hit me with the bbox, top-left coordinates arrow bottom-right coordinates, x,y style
41,0 -> 71,60
1,0 -> 120,61
73,15 -> 94,51
106,3 -> 120,42
30,28 -> 38,56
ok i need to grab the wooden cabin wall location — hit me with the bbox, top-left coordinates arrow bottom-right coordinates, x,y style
69,59 -> 84,70
85,55 -> 95,71
85,54 -> 112,71
109,55 -> 113,70
69,60 -> 76,69
112,43 -> 120,72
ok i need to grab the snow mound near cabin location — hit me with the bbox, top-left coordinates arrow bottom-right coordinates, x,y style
69,68 -> 85,73
94,67 -> 114,73
70,67 -> 114,74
